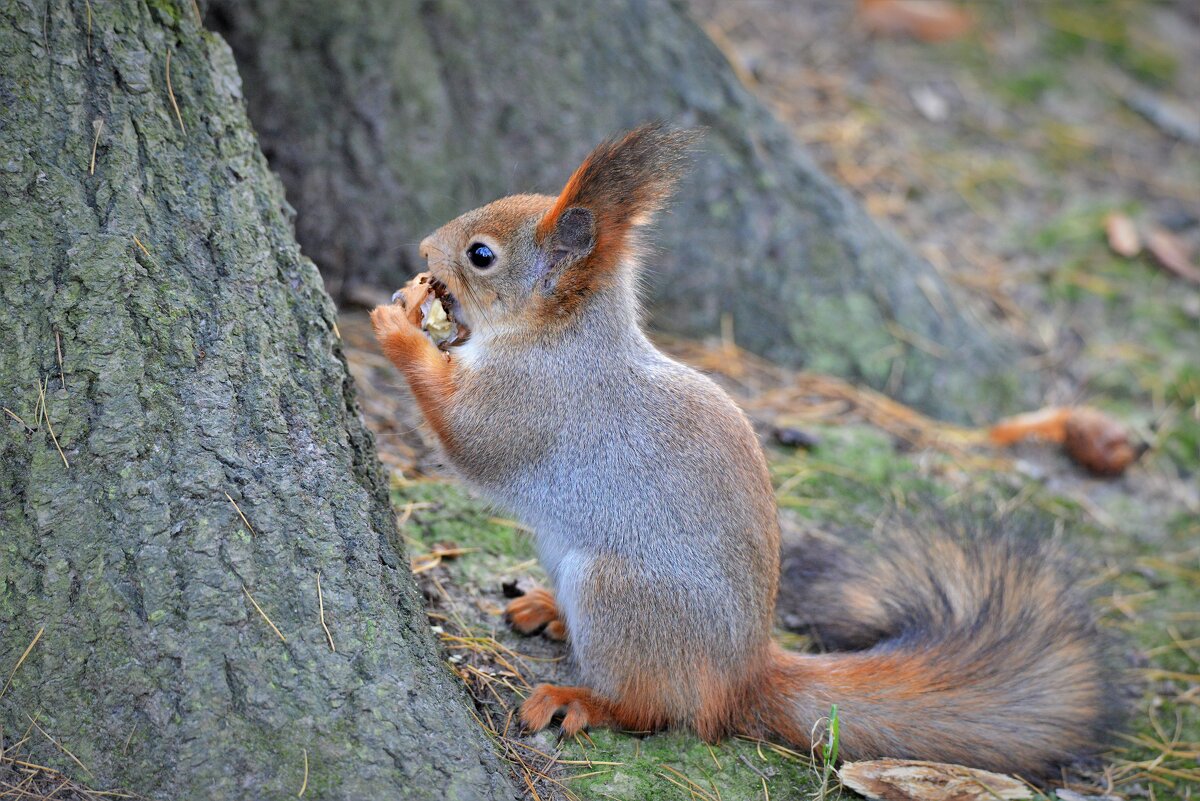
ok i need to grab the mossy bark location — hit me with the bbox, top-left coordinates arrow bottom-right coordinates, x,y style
208,0 -> 1031,421
0,2 -> 512,799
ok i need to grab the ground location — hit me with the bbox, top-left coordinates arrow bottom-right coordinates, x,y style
345,2 -> 1199,800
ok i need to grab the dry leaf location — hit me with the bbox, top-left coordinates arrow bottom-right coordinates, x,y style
987,406 -> 1143,477
1063,407 -> 1143,477
857,0 -> 972,43
1104,213 -> 1140,258
839,759 -> 1031,801
1146,227 -> 1200,284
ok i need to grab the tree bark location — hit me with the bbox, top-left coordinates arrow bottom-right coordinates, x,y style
0,2 -> 512,799
208,0 -> 1030,421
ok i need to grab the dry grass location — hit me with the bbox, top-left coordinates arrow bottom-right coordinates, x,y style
657,331 -> 1000,462
0,715 -> 134,801
1105,547 -> 1200,794
241,584 -> 286,643
316,572 -> 335,652
224,491 -> 257,537
36,379 -> 69,468
165,48 -> 184,135
0,627 -> 43,702
420,581 -> 577,800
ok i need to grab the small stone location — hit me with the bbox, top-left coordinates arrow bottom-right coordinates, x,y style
911,86 -> 948,122
773,427 -> 820,449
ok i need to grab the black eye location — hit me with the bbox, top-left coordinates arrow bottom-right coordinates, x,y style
466,242 -> 495,269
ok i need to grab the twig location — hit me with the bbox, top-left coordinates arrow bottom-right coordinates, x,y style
88,119 -> 103,176
37,379 -> 69,467
32,378 -> 45,427
3,407 -> 33,430
657,770 -> 712,801
0,625 -> 44,699
55,330 -> 67,391
660,765 -> 715,801
84,0 -> 92,58
225,492 -> 257,536
297,748 -> 308,797
706,743 -> 722,771
738,753 -> 771,781
166,48 -> 185,134
316,572 -> 335,652
132,234 -> 152,259
28,714 -> 92,777
242,585 -> 286,642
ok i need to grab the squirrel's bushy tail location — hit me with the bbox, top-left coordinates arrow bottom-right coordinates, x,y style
754,513 -> 1124,778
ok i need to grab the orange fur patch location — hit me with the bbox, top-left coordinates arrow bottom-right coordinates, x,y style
521,685 -> 616,737
370,304 -> 460,452
505,588 -> 566,639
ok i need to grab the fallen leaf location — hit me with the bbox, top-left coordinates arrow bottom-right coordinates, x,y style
857,0 -> 972,43
1104,212 -> 1140,258
987,406 -> 1143,477
1146,228 -> 1200,284
839,759 -> 1031,801
1063,407 -> 1144,477
773,426 -> 820,449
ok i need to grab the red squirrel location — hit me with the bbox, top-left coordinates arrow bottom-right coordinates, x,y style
371,124 -> 1121,778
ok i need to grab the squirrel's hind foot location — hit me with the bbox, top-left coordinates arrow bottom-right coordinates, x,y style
505,588 -> 567,640
520,684 -> 614,737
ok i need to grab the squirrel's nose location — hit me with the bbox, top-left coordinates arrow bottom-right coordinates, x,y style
418,236 -> 434,262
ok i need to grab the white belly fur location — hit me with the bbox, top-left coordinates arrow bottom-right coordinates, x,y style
536,531 -> 591,657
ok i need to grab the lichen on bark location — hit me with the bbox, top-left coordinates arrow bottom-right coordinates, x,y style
0,2 -> 511,798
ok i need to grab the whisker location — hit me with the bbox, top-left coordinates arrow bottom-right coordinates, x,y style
454,263 -> 497,329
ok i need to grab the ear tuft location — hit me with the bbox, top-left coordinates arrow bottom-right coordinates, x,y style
536,122 -> 700,257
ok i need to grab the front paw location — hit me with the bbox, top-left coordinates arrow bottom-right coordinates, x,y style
370,298 -> 424,343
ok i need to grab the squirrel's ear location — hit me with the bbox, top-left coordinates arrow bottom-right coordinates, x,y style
535,206 -> 597,293
536,123 -> 698,289
546,207 -> 597,264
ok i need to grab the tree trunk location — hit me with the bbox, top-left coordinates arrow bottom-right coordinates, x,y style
0,2 -> 511,799
208,0 -> 1030,421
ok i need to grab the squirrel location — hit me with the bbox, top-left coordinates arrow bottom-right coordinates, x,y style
371,123 -> 1122,778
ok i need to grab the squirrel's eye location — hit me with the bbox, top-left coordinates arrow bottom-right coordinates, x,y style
466,243 -> 495,269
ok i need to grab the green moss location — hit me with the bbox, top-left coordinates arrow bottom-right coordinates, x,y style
143,0 -> 184,25
1162,367 -> 1200,472
561,730 -> 821,801
1044,3 -> 1177,85
768,424 -> 940,526
997,68 -> 1057,105
392,479 -> 539,585
1032,205 -> 1108,252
